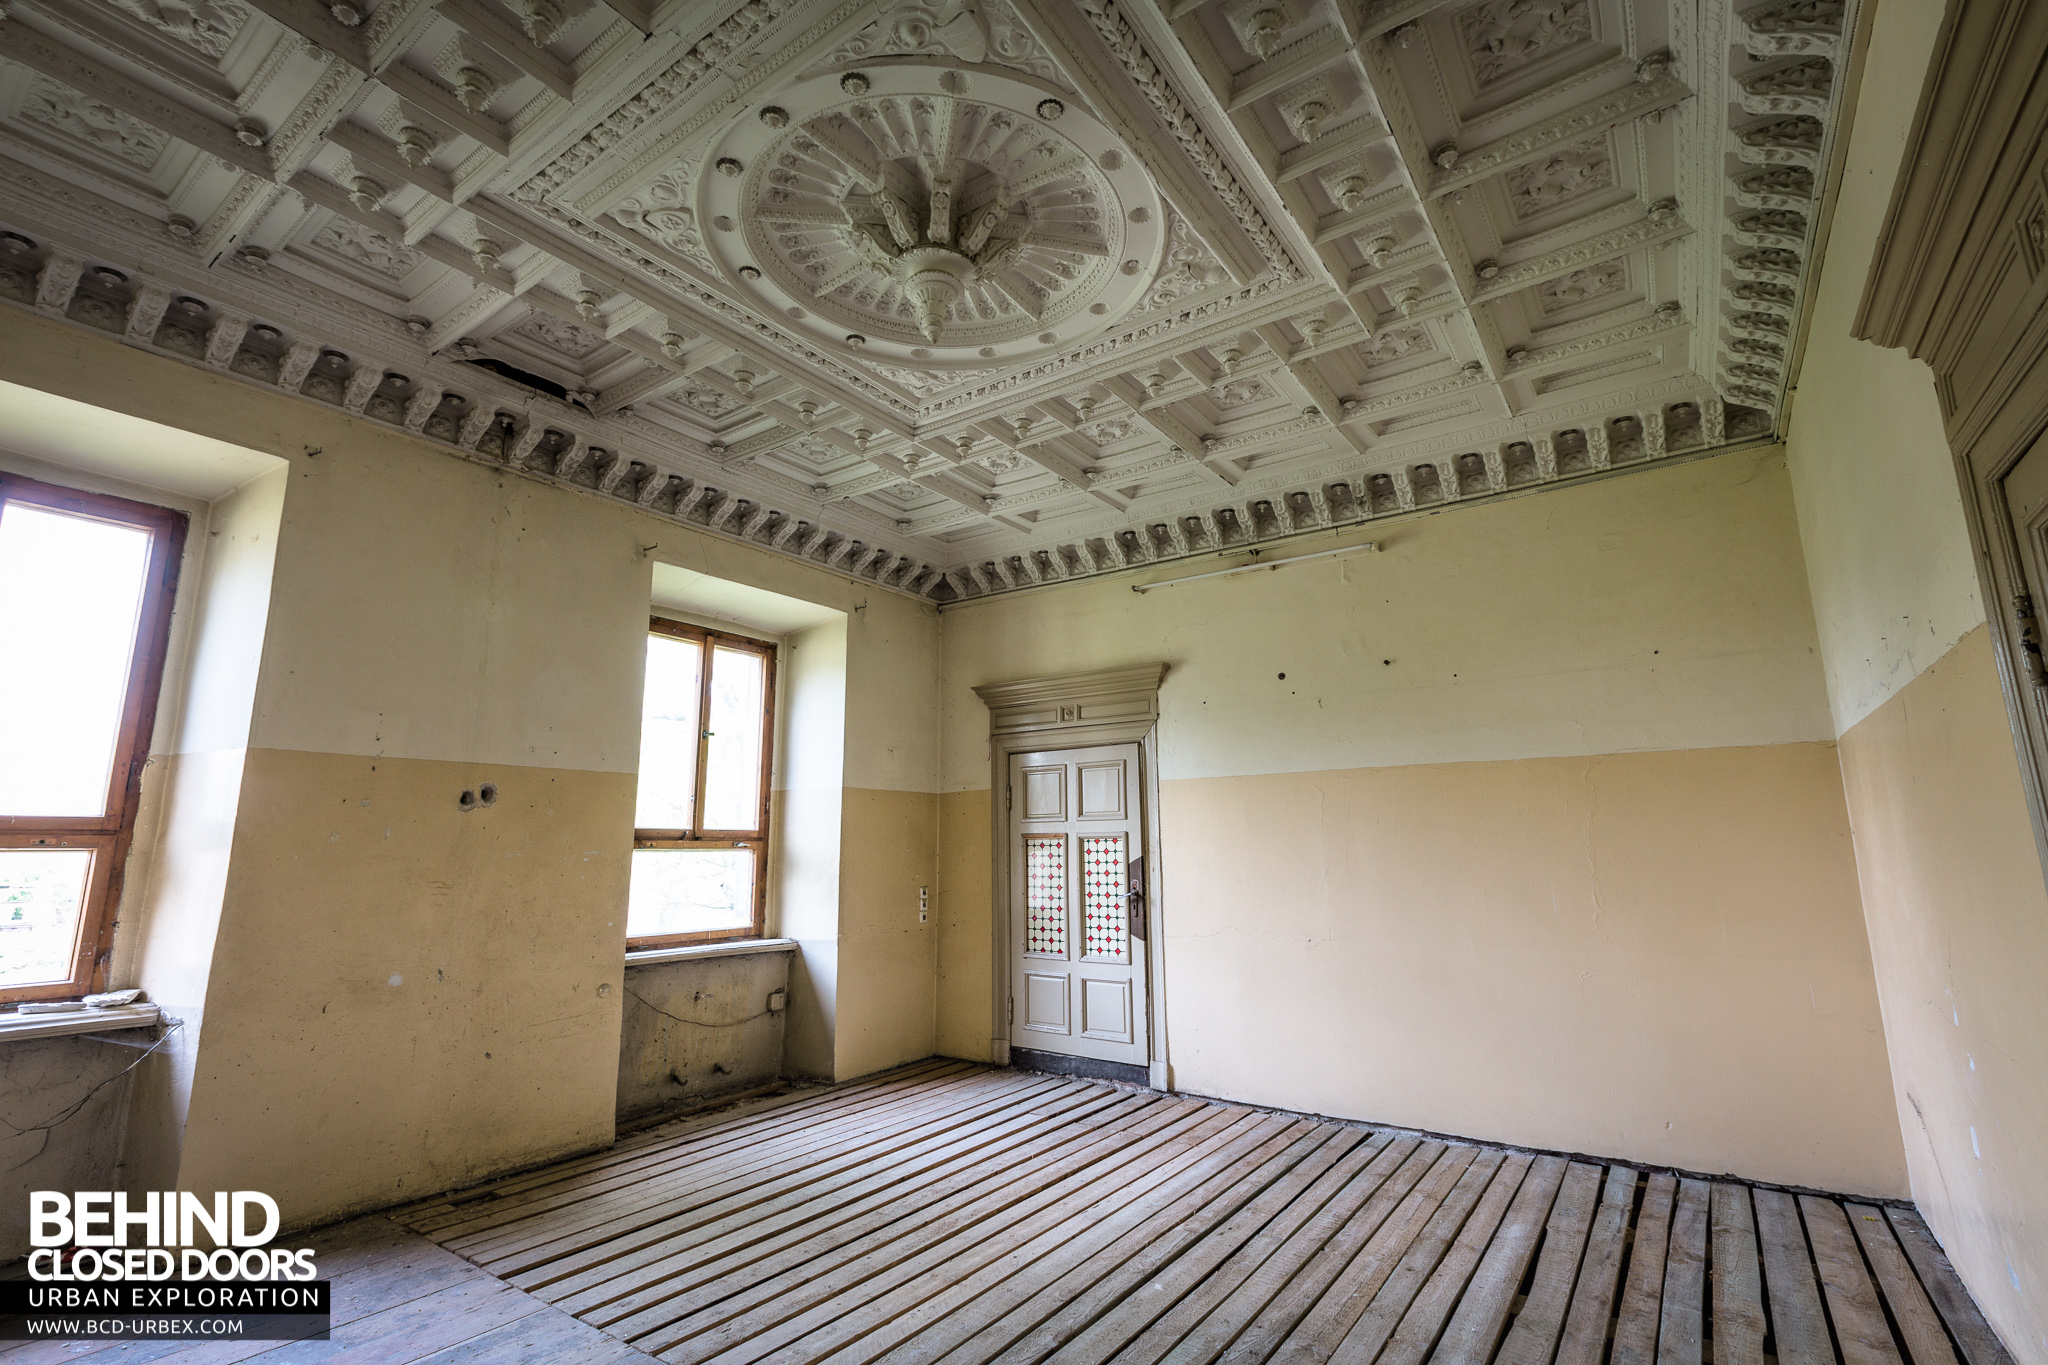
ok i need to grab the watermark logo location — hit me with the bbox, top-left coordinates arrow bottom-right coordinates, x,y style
3,1192 -> 329,1342
27,1191 -> 316,1283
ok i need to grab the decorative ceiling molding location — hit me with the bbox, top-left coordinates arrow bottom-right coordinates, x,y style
0,0 -> 1861,600
1456,0 -> 1594,88
1069,0 -> 1307,283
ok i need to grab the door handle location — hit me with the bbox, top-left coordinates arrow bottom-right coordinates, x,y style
2015,592 -> 2048,689
1126,856 -> 1145,939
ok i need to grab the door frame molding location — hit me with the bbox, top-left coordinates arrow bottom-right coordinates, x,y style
1945,334 -> 2048,876
973,664 -> 1171,1089
1855,0 -> 2048,872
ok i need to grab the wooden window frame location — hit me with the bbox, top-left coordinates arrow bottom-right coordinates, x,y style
629,617 -> 777,948
0,471 -> 187,1003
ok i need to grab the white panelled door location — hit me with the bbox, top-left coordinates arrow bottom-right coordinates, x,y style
1008,743 -> 1148,1067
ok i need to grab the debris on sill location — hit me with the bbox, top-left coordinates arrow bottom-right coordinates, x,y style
14,989 -> 146,1015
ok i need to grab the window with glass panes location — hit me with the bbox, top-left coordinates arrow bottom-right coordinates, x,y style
1,471 -> 185,1002
628,619 -> 775,945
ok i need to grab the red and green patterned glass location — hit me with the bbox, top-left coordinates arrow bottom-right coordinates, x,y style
1024,834 -> 1067,957
1081,833 -> 1129,962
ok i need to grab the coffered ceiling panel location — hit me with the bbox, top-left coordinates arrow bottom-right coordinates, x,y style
0,0 -> 1857,598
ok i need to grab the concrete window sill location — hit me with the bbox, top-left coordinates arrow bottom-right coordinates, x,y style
625,938 -> 798,967
0,1004 -> 163,1043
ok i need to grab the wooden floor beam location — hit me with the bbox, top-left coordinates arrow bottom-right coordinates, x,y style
373,1067 -> 2015,1365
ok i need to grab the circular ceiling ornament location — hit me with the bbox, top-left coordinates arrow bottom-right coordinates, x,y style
696,64 -> 1164,367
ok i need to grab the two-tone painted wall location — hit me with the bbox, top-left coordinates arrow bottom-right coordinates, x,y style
937,446 -> 1908,1196
0,312 -> 944,1233
7,26 -> 2048,1336
0,425 -> 281,1259
1783,0 -> 2048,1352
641,534 -> 942,1084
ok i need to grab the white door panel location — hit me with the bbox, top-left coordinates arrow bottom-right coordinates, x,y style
1080,977 -> 1132,1042
1077,762 -> 1126,819
1021,765 -> 1065,820
1022,972 -> 1069,1034
1008,742 -> 1148,1067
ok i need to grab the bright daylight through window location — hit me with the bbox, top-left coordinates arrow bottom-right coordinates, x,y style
0,472 -> 183,1001
628,620 -> 775,946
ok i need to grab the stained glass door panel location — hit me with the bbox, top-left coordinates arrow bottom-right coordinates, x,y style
1024,835 -> 1068,957
1081,833 -> 1129,963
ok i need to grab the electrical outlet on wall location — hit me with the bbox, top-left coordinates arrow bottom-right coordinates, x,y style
919,886 -> 929,923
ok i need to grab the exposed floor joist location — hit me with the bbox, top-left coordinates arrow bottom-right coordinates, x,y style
328,1060 -> 2019,1365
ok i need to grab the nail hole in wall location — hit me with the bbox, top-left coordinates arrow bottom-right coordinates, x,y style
458,789 -> 477,811
479,782 -> 498,806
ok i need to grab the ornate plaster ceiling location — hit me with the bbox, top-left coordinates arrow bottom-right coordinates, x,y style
0,0 -> 1856,598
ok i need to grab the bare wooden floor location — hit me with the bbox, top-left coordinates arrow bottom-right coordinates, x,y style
380,1060 -> 2015,1365
0,1213 -> 658,1364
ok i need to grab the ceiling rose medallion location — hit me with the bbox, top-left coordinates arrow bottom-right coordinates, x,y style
695,63 -> 1164,369
897,245 -> 975,343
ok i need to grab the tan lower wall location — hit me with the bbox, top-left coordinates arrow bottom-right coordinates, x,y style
618,950 -> 789,1122
1838,624 -> 2048,1357
835,787 -> 939,1079
939,742 -> 1905,1194
174,748 -> 633,1226
936,789 -> 995,1062
120,747 -> 250,1194
773,784 -> 842,1080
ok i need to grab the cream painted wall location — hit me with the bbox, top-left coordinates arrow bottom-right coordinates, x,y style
940,447 -> 1836,793
835,787 -> 937,1079
0,444 -> 288,1215
1783,0 -> 1982,737
120,467 -> 289,1195
0,449 -> 283,1254
779,616 -> 848,1078
643,533 -> 944,1081
835,576 -> 943,1079
150,468 -> 290,763
173,406 -> 654,1219
180,751 -> 634,1218
641,536 -> 941,796
1781,0 -> 2048,1350
1161,745 -> 1896,1191
1839,626 -> 2048,1348
0,313 -> 947,1229
243,439 -> 649,774
937,448 -> 1906,1192
935,788 -> 991,1066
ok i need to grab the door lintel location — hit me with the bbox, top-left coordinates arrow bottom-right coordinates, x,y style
973,663 -> 1167,738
